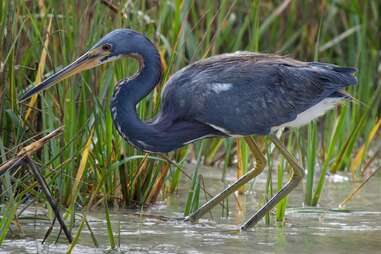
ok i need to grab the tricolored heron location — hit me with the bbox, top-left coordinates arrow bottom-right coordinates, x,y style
20,29 -> 357,230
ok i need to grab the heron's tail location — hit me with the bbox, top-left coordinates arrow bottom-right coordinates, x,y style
308,62 -> 358,87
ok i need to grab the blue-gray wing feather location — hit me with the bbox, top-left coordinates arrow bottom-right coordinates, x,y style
160,53 -> 357,135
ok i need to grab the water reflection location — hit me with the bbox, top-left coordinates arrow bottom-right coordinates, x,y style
1,166 -> 380,254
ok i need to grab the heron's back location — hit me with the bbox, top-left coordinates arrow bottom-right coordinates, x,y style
160,52 -> 357,136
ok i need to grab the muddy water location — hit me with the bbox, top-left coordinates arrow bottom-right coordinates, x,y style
1,166 -> 380,254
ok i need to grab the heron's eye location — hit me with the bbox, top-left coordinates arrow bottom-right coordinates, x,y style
102,43 -> 112,51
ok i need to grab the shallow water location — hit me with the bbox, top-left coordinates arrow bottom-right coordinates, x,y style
1,166 -> 380,254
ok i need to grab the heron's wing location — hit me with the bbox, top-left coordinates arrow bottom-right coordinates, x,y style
161,53 -> 357,135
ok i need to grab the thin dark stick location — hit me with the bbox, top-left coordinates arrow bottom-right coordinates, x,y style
25,156 -> 73,243
42,216 -> 56,244
100,0 -> 120,13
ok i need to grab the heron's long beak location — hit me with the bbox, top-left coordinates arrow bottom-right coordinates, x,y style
19,47 -> 107,102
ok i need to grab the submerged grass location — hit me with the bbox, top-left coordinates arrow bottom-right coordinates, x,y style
0,0 -> 380,245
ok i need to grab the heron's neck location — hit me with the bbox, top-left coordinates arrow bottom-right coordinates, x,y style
110,42 -> 164,152
124,48 -> 162,105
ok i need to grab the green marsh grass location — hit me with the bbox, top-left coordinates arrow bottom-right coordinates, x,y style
0,0 -> 380,245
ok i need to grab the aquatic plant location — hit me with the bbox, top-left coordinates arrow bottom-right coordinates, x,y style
0,0 -> 380,245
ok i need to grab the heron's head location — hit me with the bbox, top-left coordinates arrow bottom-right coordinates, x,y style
19,29 -> 151,101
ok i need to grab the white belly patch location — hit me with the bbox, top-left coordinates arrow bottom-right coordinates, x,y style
272,98 -> 343,131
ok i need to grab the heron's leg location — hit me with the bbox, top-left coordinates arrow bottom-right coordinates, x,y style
240,134 -> 304,230
185,136 -> 266,222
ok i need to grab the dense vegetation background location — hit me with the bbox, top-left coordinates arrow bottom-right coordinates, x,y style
0,0 -> 380,244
